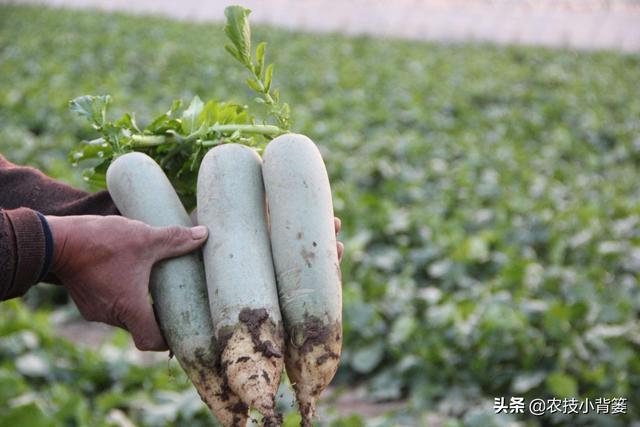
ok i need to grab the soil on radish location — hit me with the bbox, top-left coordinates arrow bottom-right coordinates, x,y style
285,314 -> 342,427
217,308 -> 284,423
238,308 -> 284,359
184,346 -> 249,427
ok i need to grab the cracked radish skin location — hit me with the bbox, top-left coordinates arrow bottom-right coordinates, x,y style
106,152 -> 248,427
261,134 -> 343,426
197,144 -> 284,425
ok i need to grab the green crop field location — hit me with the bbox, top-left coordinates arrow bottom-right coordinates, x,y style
1,5 -> 639,427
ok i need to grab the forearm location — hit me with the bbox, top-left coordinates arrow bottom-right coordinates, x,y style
0,154 -> 118,216
0,153 -> 119,299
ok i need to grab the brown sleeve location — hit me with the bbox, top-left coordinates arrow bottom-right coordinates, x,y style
0,155 -> 118,216
0,154 -> 119,300
0,208 -> 47,300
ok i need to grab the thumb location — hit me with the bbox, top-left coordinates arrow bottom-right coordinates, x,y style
150,224 -> 208,261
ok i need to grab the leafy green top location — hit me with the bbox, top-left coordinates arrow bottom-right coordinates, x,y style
69,5 -> 290,210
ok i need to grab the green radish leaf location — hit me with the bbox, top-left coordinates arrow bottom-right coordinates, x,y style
69,95 -> 110,128
246,78 -> 263,93
198,100 -> 220,127
224,44 -> 241,62
147,98 -> 183,133
215,102 -> 250,125
146,112 -> 171,133
68,138 -> 111,163
224,6 -> 252,66
81,166 -> 95,182
181,96 -> 204,134
264,63 -> 274,93
199,101 -> 250,129
168,99 -> 183,115
280,103 -> 290,122
221,5 -> 290,130
68,5 -> 291,209
255,41 -> 266,77
146,113 -> 181,134
115,112 -> 141,133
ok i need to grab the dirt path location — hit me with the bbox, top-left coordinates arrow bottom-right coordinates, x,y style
4,0 -> 640,52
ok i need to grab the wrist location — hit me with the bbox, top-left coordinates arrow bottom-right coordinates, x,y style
46,215 -> 69,273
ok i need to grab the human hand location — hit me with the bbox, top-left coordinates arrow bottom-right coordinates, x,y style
47,215 -> 208,351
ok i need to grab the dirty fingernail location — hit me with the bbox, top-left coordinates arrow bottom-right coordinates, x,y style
191,225 -> 208,239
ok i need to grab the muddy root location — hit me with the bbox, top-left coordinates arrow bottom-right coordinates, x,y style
285,317 -> 341,426
220,308 -> 284,420
184,361 -> 249,427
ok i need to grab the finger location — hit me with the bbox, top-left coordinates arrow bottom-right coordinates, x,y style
337,241 -> 344,262
122,299 -> 169,352
150,225 -> 208,261
334,217 -> 341,235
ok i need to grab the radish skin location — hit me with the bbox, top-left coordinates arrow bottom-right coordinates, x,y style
106,152 -> 248,427
261,134 -> 342,425
197,144 -> 284,424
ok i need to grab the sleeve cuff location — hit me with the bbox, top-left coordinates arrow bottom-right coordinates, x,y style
4,208 -> 47,298
35,212 -> 54,282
